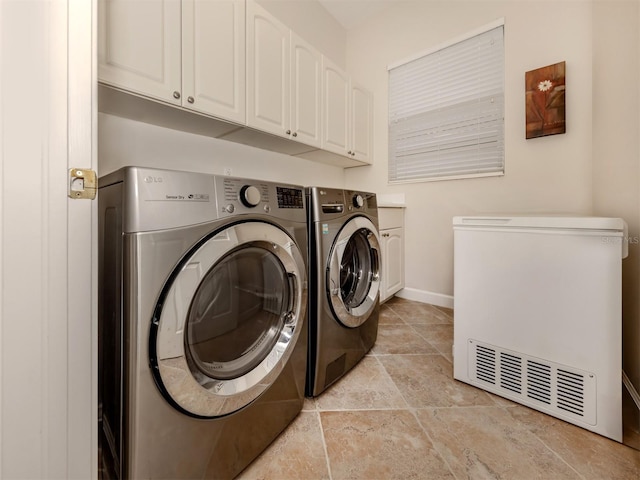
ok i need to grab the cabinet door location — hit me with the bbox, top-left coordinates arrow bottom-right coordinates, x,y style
351,82 -> 373,163
182,0 -> 245,123
381,228 -> 404,302
98,0 -> 181,104
247,1 -> 290,136
290,33 -> 322,148
322,57 -> 350,156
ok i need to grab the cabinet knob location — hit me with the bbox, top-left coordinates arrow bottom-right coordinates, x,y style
187,96 -> 194,104
173,91 -> 181,99
292,132 -> 297,137
286,130 -> 291,135
351,152 -> 356,156
347,151 -> 352,155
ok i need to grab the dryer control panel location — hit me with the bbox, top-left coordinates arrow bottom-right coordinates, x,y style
217,177 -> 306,222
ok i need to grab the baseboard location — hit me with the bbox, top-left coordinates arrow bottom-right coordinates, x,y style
395,287 -> 454,309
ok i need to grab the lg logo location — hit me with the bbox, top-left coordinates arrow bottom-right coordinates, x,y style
144,176 -> 163,183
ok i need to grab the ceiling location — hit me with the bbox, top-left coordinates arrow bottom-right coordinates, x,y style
317,0 -> 392,30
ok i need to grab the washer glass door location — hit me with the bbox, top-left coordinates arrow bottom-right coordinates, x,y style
327,216 -> 381,328
150,221 -> 306,418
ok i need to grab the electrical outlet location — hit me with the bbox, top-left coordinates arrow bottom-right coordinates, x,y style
223,167 -> 232,176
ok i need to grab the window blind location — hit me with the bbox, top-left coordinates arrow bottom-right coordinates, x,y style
388,25 -> 504,183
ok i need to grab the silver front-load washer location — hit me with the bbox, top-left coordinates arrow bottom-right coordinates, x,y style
98,167 -> 308,479
305,187 -> 381,397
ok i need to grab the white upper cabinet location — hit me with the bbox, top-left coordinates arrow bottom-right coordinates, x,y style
182,0 -> 246,123
98,0 -> 181,104
322,56 -> 350,156
98,0 -> 372,166
247,2 -> 322,149
99,0 -> 245,123
246,1 -> 290,136
290,33 -> 322,149
322,58 -> 373,163
351,82 -> 373,162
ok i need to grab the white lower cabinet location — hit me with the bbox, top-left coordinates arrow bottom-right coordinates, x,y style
378,208 -> 405,303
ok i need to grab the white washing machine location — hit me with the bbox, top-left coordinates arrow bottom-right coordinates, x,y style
305,187 -> 381,397
98,167 -> 308,479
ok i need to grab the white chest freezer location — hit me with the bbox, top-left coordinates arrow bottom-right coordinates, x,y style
453,216 -> 627,442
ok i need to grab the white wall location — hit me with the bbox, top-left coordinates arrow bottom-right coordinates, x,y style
592,0 -> 640,400
345,1 -> 595,302
99,113 -> 345,188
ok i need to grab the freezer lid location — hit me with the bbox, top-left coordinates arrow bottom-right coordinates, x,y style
453,215 -> 628,258
452,215 -> 626,232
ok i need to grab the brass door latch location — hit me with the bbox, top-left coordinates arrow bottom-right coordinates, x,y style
68,168 -> 97,199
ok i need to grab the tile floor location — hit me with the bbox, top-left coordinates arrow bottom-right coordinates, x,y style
237,297 -> 640,480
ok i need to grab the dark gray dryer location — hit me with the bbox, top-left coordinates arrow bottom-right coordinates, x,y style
306,187 -> 381,397
98,167 -> 308,479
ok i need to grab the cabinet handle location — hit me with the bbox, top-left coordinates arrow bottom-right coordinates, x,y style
286,130 -> 291,135
292,132 -> 297,137
173,91 -> 181,100
187,96 -> 194,104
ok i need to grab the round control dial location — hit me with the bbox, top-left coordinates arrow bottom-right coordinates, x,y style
240,185 -> 261,208
353,194 -> 364,208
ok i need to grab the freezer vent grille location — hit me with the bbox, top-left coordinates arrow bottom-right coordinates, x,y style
475,345 -> 496,384
499,352 -> 522,394
468,340 -> 596,425
527,361 -> 551,405
557,369 -> 585,416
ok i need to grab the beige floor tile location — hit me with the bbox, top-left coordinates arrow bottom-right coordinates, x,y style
433,304 -> 454,318
236,411 -> 330,480
387,301 -> 452,325
416,406 -> 582,480
370,324 -> 439,355
508,405 -> 640,480
315,356 -> 407,411
382,296 -> 414,306
410,324 -> 453,361
321,410 -> 454,480
379,354 -> 496,407
377,304 -> 405,324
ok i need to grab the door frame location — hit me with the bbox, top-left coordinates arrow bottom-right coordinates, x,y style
0,1 -> 97,477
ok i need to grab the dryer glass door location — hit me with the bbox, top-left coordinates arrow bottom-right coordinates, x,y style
327,216 -> 381,328
150,221 -> 306,418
